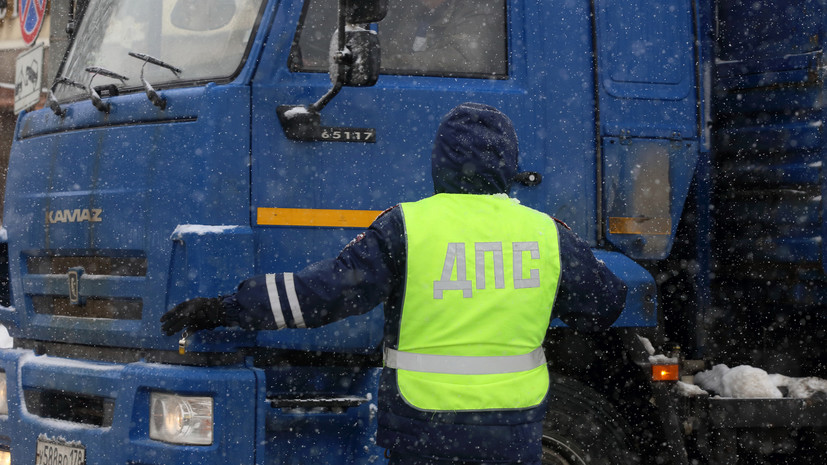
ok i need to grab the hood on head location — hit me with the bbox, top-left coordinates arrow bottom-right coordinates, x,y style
431,102 -> 519,195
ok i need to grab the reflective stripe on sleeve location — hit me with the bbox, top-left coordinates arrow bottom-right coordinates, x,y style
283,272 -> 306,328
384,346 -> 546,375
265,273 -> 287,329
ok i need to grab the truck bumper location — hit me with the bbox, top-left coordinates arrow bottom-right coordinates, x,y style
0,347 -> 258,465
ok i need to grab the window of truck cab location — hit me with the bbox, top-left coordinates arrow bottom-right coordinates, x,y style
289,0 -> 508,78
54,0 -> 266,102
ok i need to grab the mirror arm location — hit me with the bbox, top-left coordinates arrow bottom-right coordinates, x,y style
309,0 -> 349,113
309,80 -> 343,114
337,0 -> 347,52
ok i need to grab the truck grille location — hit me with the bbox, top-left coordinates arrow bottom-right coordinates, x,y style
24,389 -> 115,427
24,251 -> 147,320
31,296 -> 142,319
27,254 -> 147,276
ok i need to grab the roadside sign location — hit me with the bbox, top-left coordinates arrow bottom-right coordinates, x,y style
14,43 -> 44,114
19,0 -> 48,45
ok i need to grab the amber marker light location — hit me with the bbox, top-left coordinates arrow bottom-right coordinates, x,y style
652,364 -> 680,381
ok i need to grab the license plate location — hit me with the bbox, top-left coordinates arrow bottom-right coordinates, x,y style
35,438 -> 86,465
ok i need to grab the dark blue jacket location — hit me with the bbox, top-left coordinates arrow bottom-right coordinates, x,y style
224,103 -> 626,463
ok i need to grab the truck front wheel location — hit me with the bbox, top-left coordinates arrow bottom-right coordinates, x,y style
542,374 -> 638,465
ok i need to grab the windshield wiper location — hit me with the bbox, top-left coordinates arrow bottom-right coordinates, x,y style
85,66 -> 129,113
128,52 -> 183,110
46,77 -> 87,117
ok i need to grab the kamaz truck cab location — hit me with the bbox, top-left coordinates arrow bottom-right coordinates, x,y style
1,0 -> 825,464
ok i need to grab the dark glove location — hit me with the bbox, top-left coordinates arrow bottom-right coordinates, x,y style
160,297 -> 228,336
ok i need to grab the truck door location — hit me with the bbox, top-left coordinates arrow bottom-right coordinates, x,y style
250,0 -> 512,250
594,0 -> 701,259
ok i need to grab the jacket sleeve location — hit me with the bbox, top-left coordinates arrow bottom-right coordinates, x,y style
553,223 -> 627,332
223,207 -> 406,330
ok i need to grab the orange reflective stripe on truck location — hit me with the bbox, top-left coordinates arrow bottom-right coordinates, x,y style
256,207 -> 382,228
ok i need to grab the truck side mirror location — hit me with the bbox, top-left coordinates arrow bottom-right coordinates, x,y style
277,0 -> 386,141
345,0 -> 388,23
331,29 -> 380,87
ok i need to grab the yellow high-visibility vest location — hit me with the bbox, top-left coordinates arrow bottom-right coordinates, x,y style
390,193 -> 561,411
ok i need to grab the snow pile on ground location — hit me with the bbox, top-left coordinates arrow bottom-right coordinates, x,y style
694,364 -> 827,399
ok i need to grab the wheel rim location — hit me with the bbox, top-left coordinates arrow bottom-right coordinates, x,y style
542,434 -> 589,465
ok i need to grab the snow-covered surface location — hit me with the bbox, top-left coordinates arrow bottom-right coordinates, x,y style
21,353 -> 124,373
695,364 -> 783,398
38,433 -> 87,448
491,193 -> 521,204
638,335 -> 657,355
777,375 -> 827,399
674,381 -> 708,397
283,105 -> 310,119
345,24 -> 376,34
650,354 -> 679,364
639,336 -> 679,364
0,325 -> 11,348
170,224 -> 241,239
694,364 -> 827,399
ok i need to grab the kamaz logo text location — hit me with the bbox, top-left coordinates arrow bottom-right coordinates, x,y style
46,208 -> 103,224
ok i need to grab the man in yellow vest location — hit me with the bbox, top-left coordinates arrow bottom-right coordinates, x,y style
162,102 -> 626,464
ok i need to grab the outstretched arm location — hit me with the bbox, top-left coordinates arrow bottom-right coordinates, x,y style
161,207 -> 405,336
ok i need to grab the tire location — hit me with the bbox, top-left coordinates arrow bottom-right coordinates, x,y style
542,374 -> 639,465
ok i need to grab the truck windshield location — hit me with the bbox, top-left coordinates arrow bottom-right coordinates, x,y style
54,0 -> 265,101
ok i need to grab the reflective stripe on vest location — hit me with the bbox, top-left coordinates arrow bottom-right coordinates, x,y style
384,346 -> 546,375
397,194 -> 561,412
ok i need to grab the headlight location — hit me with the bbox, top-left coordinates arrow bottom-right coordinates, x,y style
149,392 -> 213,445
0,449 -> 9,465
0,372 -> 7,415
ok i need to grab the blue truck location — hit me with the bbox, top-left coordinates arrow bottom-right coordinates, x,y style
1,0 -> 826,463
